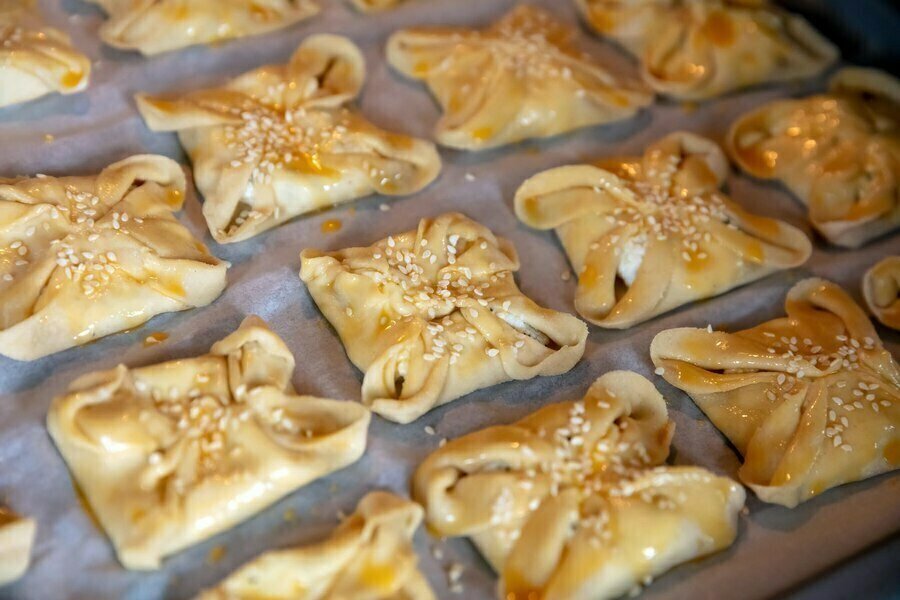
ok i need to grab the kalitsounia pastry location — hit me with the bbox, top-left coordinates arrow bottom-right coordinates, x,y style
728,68 -> 900,248
197,492 -> 434,600
137,34 -> 441,244
0,0 -> 90,107
0,155 -> 228,361
85,0 -> 319,56
412,370 -> 746,599
515,131 -> 812,328
0,508 -> 35,585
863,256 -> 900,331
300,212 -> 589,423
349,0 -> 402,12
386,5 -> 653,150
47,316 -> 371,569
576,0 -> 837,100
651,278 -> 900,507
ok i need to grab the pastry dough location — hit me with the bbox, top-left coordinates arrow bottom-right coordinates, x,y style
728,68 -> 900,248
0,0 -> 90,107
197,492 -> 434,600
515,131 -> 812,328
863,256 -> 900,331
651,278 -> 900,507
137,35 -> 441,244
412,371 -> 745,599
47,316 -> 371,570
386,5 -> 653,150
349,0 -> 402,12
300,212 -> 588,424
0,155 -> 228,361
0,508 -> 35,585
85,0 -> 319,56
576,0 -> 837,100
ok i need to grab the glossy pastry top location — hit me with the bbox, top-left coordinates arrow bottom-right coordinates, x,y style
348,0 -> 402,12
413,371 -> 745,599
863,256 -> 900,331
47,317 -> 371,570
0,155 -> 228,361
728,67 -> 900,248
576,0 -> 837,100
300,212 -> 588,423
652,278 -> 900,507
197,492 -> 435,600
0,0 -> 90,107
137,34 -> 441,244
86,0 -> 319,55
386,5 -> 653,149
0,507 -> 35,585
515,131 -> 811,328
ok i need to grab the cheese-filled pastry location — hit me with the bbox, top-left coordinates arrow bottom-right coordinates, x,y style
47,316 -> 371,569
575,0 -> 837,100
385,5 -> 653,150
300,212 -> 588,423
85,0 -> 319,56
515,131 -> 811,328
412,370 -> 745,599
197,492 -> 434,600
0,508 -> 35,585
728,68 -> 900,248
0,155 -> 228,361
0,0 -> 90,107
651,278 -> 900,507
863,256 -> 900,331
137,35 -> 441,244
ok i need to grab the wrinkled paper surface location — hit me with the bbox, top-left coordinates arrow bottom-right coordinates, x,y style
1,0 -> 898,598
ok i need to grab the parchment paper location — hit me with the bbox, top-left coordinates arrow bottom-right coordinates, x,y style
1,1 -> 898,599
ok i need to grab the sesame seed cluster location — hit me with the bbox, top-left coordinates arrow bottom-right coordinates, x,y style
1,184 -> 143,296
598,152 -> 731,264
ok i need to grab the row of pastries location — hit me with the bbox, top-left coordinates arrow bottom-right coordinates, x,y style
0,0 -> 898,598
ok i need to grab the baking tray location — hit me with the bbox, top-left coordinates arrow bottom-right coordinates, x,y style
1,0 -> 898,598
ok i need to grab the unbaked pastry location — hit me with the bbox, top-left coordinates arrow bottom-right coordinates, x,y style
515,131 -> 811,328
300,212 -> 588,423
85,0 -> 319,56
0,0 -> 90,107
863,256 -> 900,331
0,155 -> 228,361
47,316 -> 371,569
728,68 -> 900,248
197,491 -> 434,600
412,370 -> 745,599
575,0 -> 837,100
0,508 -> 35,585
385,5 -> 653,150
651,278 -> 900,507
137,35 -> 441,244
349,0 -> 402,12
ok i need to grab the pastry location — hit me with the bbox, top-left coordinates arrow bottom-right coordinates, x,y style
515,131 -> 811,328
576,0 -> 837,100
0,0 -> 90,107
0,508 -> 35,585
728,68 -> 900,247
412,371 -> 745,599
349,0 -> 402,12
300,212 -> 588,423
863,256 -> 900,331
85,0 -> 319,56
0,155 -> 228,361
47,316 -> 371,569
651,278 -> 900,507
197,491 -> 434,599
385,5 -> 653,150
137,35 -> 441,244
